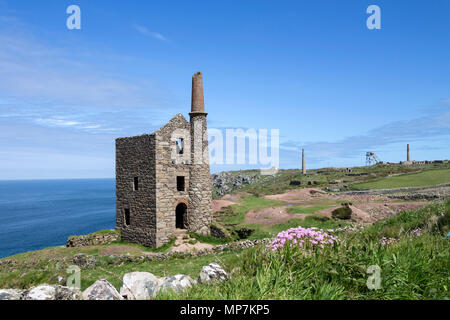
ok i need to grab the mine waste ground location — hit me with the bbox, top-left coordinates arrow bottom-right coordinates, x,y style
0,163 -> 449,299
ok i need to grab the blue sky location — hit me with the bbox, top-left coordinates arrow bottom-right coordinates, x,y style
0,0 -> 449,179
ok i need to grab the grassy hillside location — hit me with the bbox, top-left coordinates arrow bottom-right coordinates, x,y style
213,195 -> 347,241
352,168 -> 450,190
218,163 -> 450,197
160,199 -> 450,300
0,241 -> 244,291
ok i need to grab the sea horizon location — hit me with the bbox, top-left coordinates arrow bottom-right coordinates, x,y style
0,177 -> 115,182
0,179 -> 116,258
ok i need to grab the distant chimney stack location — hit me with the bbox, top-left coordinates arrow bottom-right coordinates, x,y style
302,148 -> 306,174
407,144 -> 410,162
191,72 -> 205,113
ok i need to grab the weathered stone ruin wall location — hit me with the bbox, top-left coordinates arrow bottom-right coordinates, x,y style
116,134 -> 157,247
154,114 -> 192,247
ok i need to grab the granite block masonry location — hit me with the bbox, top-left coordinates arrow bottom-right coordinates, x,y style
115,72 -> 212,248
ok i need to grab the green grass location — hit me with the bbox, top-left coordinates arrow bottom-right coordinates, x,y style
215,195 -> 283,226
215,195 -> 348,240
239,215 -> 347,241
286,205 -> 332,214
109,237 -> 176,253
214,163 -> 450,198
0,244 -> 244,292
188,232 -> 231,245
244,215 -> 348,239
352,168 -> 450,190
159,200 -> 450,300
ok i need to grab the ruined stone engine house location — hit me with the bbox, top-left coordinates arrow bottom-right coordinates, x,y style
115,72 -> 212,248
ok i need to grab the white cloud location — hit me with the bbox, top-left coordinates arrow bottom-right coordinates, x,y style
280,109 -> 450,161
35,118 -> 81,127
32,117 -> 117,133
133,24 -> 169,42
0,23 -> 171,110
0,17 -> 181,136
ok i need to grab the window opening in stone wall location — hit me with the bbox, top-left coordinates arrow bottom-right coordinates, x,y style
176,203 -> 186,229
133,177 -> 139,191
176,138 -> 184,154
177,176 -> 185,191
124,208 -> 130,226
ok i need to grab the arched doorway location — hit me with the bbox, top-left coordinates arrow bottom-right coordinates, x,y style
175,203 -> 187,229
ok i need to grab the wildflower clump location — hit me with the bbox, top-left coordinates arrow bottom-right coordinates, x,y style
380,237 -> 398,246
410,228 -> 422,237
267,226 -> 338,251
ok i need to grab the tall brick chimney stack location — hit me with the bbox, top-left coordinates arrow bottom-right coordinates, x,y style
188,71 -> 212,236
407,144 -> 410,162
191,72 -> 205,113
302,148 -> 306,174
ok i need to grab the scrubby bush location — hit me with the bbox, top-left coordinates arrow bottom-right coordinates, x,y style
332,206 -> 352,220
234,227 -> 255,239
311,215 -> 330,222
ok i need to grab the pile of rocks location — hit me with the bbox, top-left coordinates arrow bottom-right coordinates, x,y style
66,231 -> 120,248
387,187 -> 449,200
210,224 -> 229,238
72,253 -> 97,269
0,285 -> 83,300
0,263 -> 228,300
212,172 -> 261,196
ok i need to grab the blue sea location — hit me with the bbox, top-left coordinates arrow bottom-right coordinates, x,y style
0,179 -> 115,258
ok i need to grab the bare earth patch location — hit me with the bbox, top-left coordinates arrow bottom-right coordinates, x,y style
212,200 -> 237,213
222,192 -> 246,203
212,192 -> 246,213
244,188 -> 430,226
245,207 -> 310,226
99,245 -> 144,256
169,229 -> 214,253
263,188 -> 331,202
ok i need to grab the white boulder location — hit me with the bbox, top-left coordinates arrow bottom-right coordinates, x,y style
55,285 -> 83,300
120,272 -> 160,300
157,274 -> 194,295
0,289 -> 23,300
82,279 -> 123,300
24,284 -> 56,300
198,263 -> 228,284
